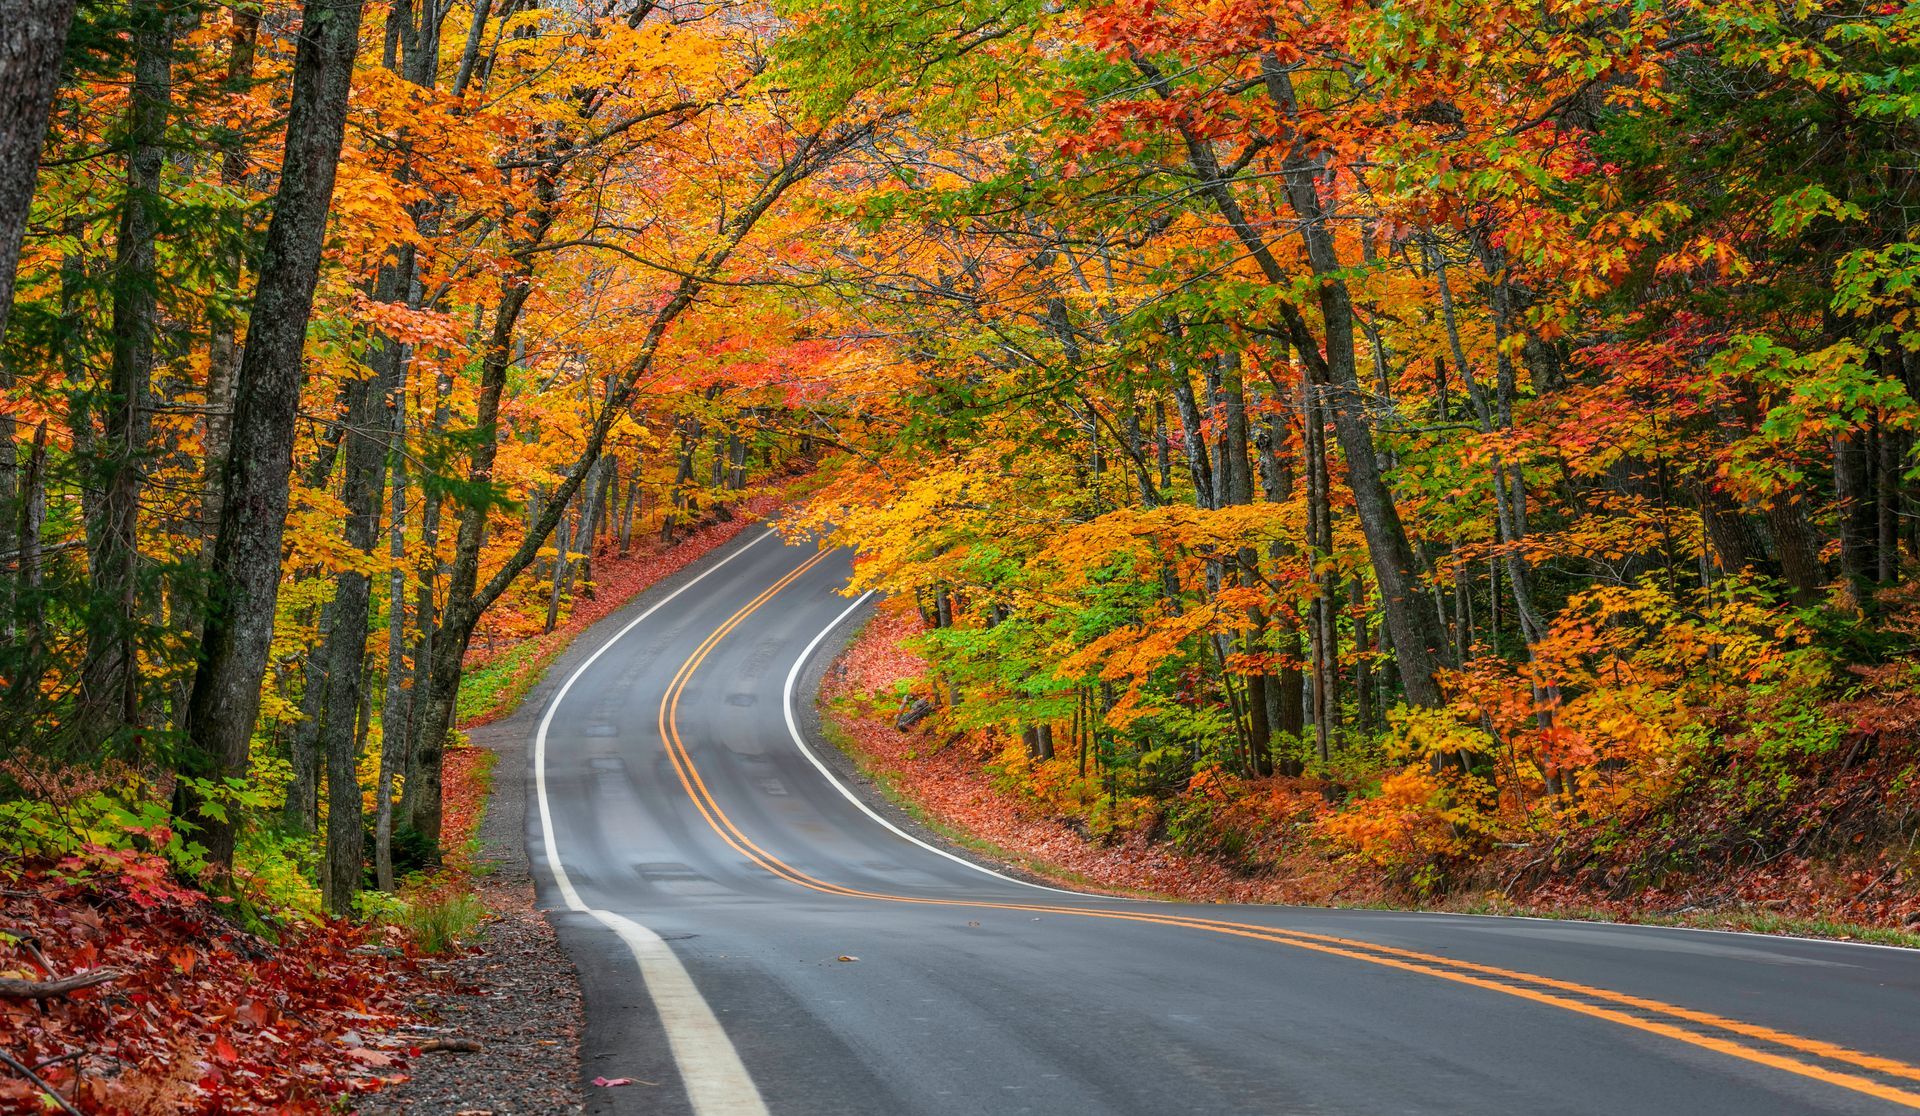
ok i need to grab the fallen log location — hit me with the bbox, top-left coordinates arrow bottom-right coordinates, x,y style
894,697 -> 933,731
0,969 -> 123,1000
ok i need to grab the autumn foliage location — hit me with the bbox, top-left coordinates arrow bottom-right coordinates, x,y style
779,0 -> 1920,925
2,0 -> 1920,1103
1,848 -> 430,1113
1,0 -> 846,1101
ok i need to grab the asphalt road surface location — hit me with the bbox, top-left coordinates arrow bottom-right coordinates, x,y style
530,528 -> 1920,1115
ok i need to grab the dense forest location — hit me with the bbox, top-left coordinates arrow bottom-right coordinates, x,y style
788,0 -> 1920,903
1,0 -> 1917,996
0,0 -> 861,915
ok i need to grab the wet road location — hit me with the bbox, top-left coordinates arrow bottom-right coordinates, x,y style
530,528 -> 1920,1115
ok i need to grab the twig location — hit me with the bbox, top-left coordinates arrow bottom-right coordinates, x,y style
16,936 -> 58,981
0,1047 -> 84,1116
0,969 -> 123,1000
29,1050 -> 86,1073
415,1038 -> 484,1054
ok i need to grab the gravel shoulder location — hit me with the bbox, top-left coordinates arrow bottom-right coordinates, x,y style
361,709 -> 587,1116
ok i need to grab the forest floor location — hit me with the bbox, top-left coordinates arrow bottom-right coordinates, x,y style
821,601 -> 1920,948
0,852 -> 439,1114
0,500 -> 783,1115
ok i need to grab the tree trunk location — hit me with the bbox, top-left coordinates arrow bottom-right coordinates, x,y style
402,269 -> 537,848
1836,428 -> 1877,605
450,0 -> 494,97
1152,51 -> 1449,707
663,415 -> 698,543
578,454 -> 611,591
1766,497 -> 1825,604
543,497 -> 574,633
1877,418 -> 1900,586
617,467 -> 638,556
0,0 -> 78,340
283,592 -> 334,833
395,366 -> 450,825
177,0 -> 368,872
1169,361 -> 1215,510
1352,578 -> 1372,737
203,3 -> 261,553
1256,411 -> 1304,757
317,262 -> 402,914
376,339 -> 410,890
82,0 -> 173,738
1302,374 -> 1337,763
0,370 -> 14,643
1429,243 -> 1548,645
6,423 -> 49,707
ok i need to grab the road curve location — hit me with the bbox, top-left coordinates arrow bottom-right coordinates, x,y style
530,528 -> 1920,1116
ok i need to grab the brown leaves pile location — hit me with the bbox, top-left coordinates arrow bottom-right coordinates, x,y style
1,851 -> 437,1114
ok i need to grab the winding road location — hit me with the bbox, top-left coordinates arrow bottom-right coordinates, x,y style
529,528 -> 1920,1115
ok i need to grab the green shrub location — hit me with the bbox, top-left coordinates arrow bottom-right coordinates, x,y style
367,890 -> 486,954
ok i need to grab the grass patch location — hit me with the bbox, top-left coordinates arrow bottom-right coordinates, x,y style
394,891 -> 487,954
455,640 -> 563,728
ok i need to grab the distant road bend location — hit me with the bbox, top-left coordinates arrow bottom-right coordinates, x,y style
531,528 -> 1920,1116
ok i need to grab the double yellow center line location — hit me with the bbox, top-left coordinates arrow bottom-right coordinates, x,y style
654,552 -> 1920,1110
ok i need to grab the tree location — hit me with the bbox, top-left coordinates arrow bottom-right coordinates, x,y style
178,0 -> 370,871
0,0 -> 79,339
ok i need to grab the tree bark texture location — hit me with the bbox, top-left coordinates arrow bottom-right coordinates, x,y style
316,264 -> 402,913
179,0 -> 368,871
0,0 -> 78,341
83,0 -> 173,738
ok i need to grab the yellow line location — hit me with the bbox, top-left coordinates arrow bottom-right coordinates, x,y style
654,556 -> 1920,1110
657,550 -> 839,888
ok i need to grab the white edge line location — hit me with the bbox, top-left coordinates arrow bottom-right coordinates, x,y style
778,593 -> 1919,947
532,525 -> 1911,1113
535,528 -> 771,1116
780,589 -> 1100,899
